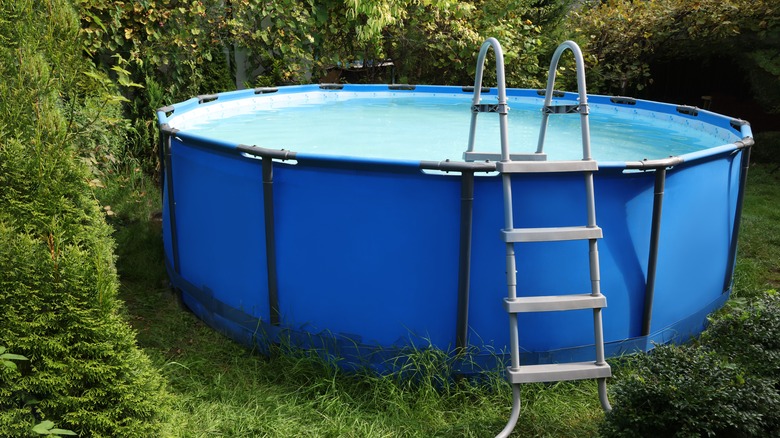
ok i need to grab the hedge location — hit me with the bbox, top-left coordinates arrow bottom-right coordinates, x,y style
0,0 -> 169,436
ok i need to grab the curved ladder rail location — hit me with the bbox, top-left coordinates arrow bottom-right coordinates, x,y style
464,39 -> 611,438
464,39 -> 547,164
465,38 -> 510,162
536,40 -> 593,159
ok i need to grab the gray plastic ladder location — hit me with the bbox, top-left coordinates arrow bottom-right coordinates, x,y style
464,39 -> 611,438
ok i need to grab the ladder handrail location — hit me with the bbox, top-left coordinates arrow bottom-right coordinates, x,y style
466,38 -> 510,161
536,40 -> 593,162
536,40 -> 599,230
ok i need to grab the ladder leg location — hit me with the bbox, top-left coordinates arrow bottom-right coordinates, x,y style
591,234 -> 611,412
598,377 -> 611,412
594,307 -> 611,411
496,384 -> 521,438
593,308 -> 607,366
508,304 -> 521,370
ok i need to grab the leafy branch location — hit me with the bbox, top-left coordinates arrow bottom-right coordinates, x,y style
0,345 -> 27,370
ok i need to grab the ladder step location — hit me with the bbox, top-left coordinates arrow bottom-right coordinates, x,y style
507,362 -> 611,384
496,159 -> 597,173
502,226 -> 602,242
504,294 -> 606,313
463,151 -> 547,162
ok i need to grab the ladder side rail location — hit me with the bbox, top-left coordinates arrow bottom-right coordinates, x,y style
468,38 -> 518,371
465,37 -> 524,438
566,40 -> 594,161
504,175 -> 519,369
466,38 -> 510,161
536,44 -> 565,154
466,39 -> 492,154
466,46 -> 486,154
565,40 -> 611,410
536,40 -> 593,157
537,40 -> 612,415
495,385 -> 521,438
571,42 -> 612,411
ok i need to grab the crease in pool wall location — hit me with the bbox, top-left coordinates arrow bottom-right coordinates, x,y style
157,86 -> 753,373
168,136 -> 272,324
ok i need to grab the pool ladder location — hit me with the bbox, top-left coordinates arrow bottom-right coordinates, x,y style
464,39 -> 611,437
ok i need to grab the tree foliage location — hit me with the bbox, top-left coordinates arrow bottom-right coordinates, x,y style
568,0 -> 780,111
79,0 -> 230,95
383,0 -> 545,87
75,0 -> 571,172
77,0 -> 565,88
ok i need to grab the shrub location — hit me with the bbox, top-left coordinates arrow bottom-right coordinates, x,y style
752,131 -> 780,166
0,0 -> 169,436
383,0 -> 546,87
0,141 -> 169,437
702,292 -> 780,380
601,345 -> 780,438
568,0 -> 780,104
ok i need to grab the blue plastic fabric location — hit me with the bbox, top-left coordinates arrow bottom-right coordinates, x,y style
159,85 -> 749,372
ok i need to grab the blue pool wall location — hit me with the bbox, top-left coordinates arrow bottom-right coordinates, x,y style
158,84 -> 753,370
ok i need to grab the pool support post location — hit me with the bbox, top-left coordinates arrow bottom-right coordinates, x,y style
418,159 -> 496,352
642,165 -> 668,336
237,144 -> 299,326
624,156 -> 683,336
262,157 -> 281,325
629,133 -> 753,335
157,107 -> 175,199
161,127 -> 182,277
456,170 -> 475,352
723,134 -> 754,293
627,158 -> 674,336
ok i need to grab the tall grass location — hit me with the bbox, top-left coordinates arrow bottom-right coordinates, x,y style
99,161 -> 780,437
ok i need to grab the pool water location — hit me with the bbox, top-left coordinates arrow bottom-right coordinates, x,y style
178,94 -> 727,161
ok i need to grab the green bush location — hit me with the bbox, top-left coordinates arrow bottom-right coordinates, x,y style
702,292 -> 780,380
0,0 -> 169,436
0,142 -> 169,437
603,292 -> 780,437
601,345 -> 780,437
569,0 -> 780,103
383,0 -> 546,87
752,131 -> 780,166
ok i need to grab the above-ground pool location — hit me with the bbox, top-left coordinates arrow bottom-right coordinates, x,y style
157,83 -> 753,372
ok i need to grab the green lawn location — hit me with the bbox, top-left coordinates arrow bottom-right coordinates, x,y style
104,162 -> 780,437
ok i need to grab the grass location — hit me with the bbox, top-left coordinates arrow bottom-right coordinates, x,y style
98,160 -> 780,437
733,163 -> 780,295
